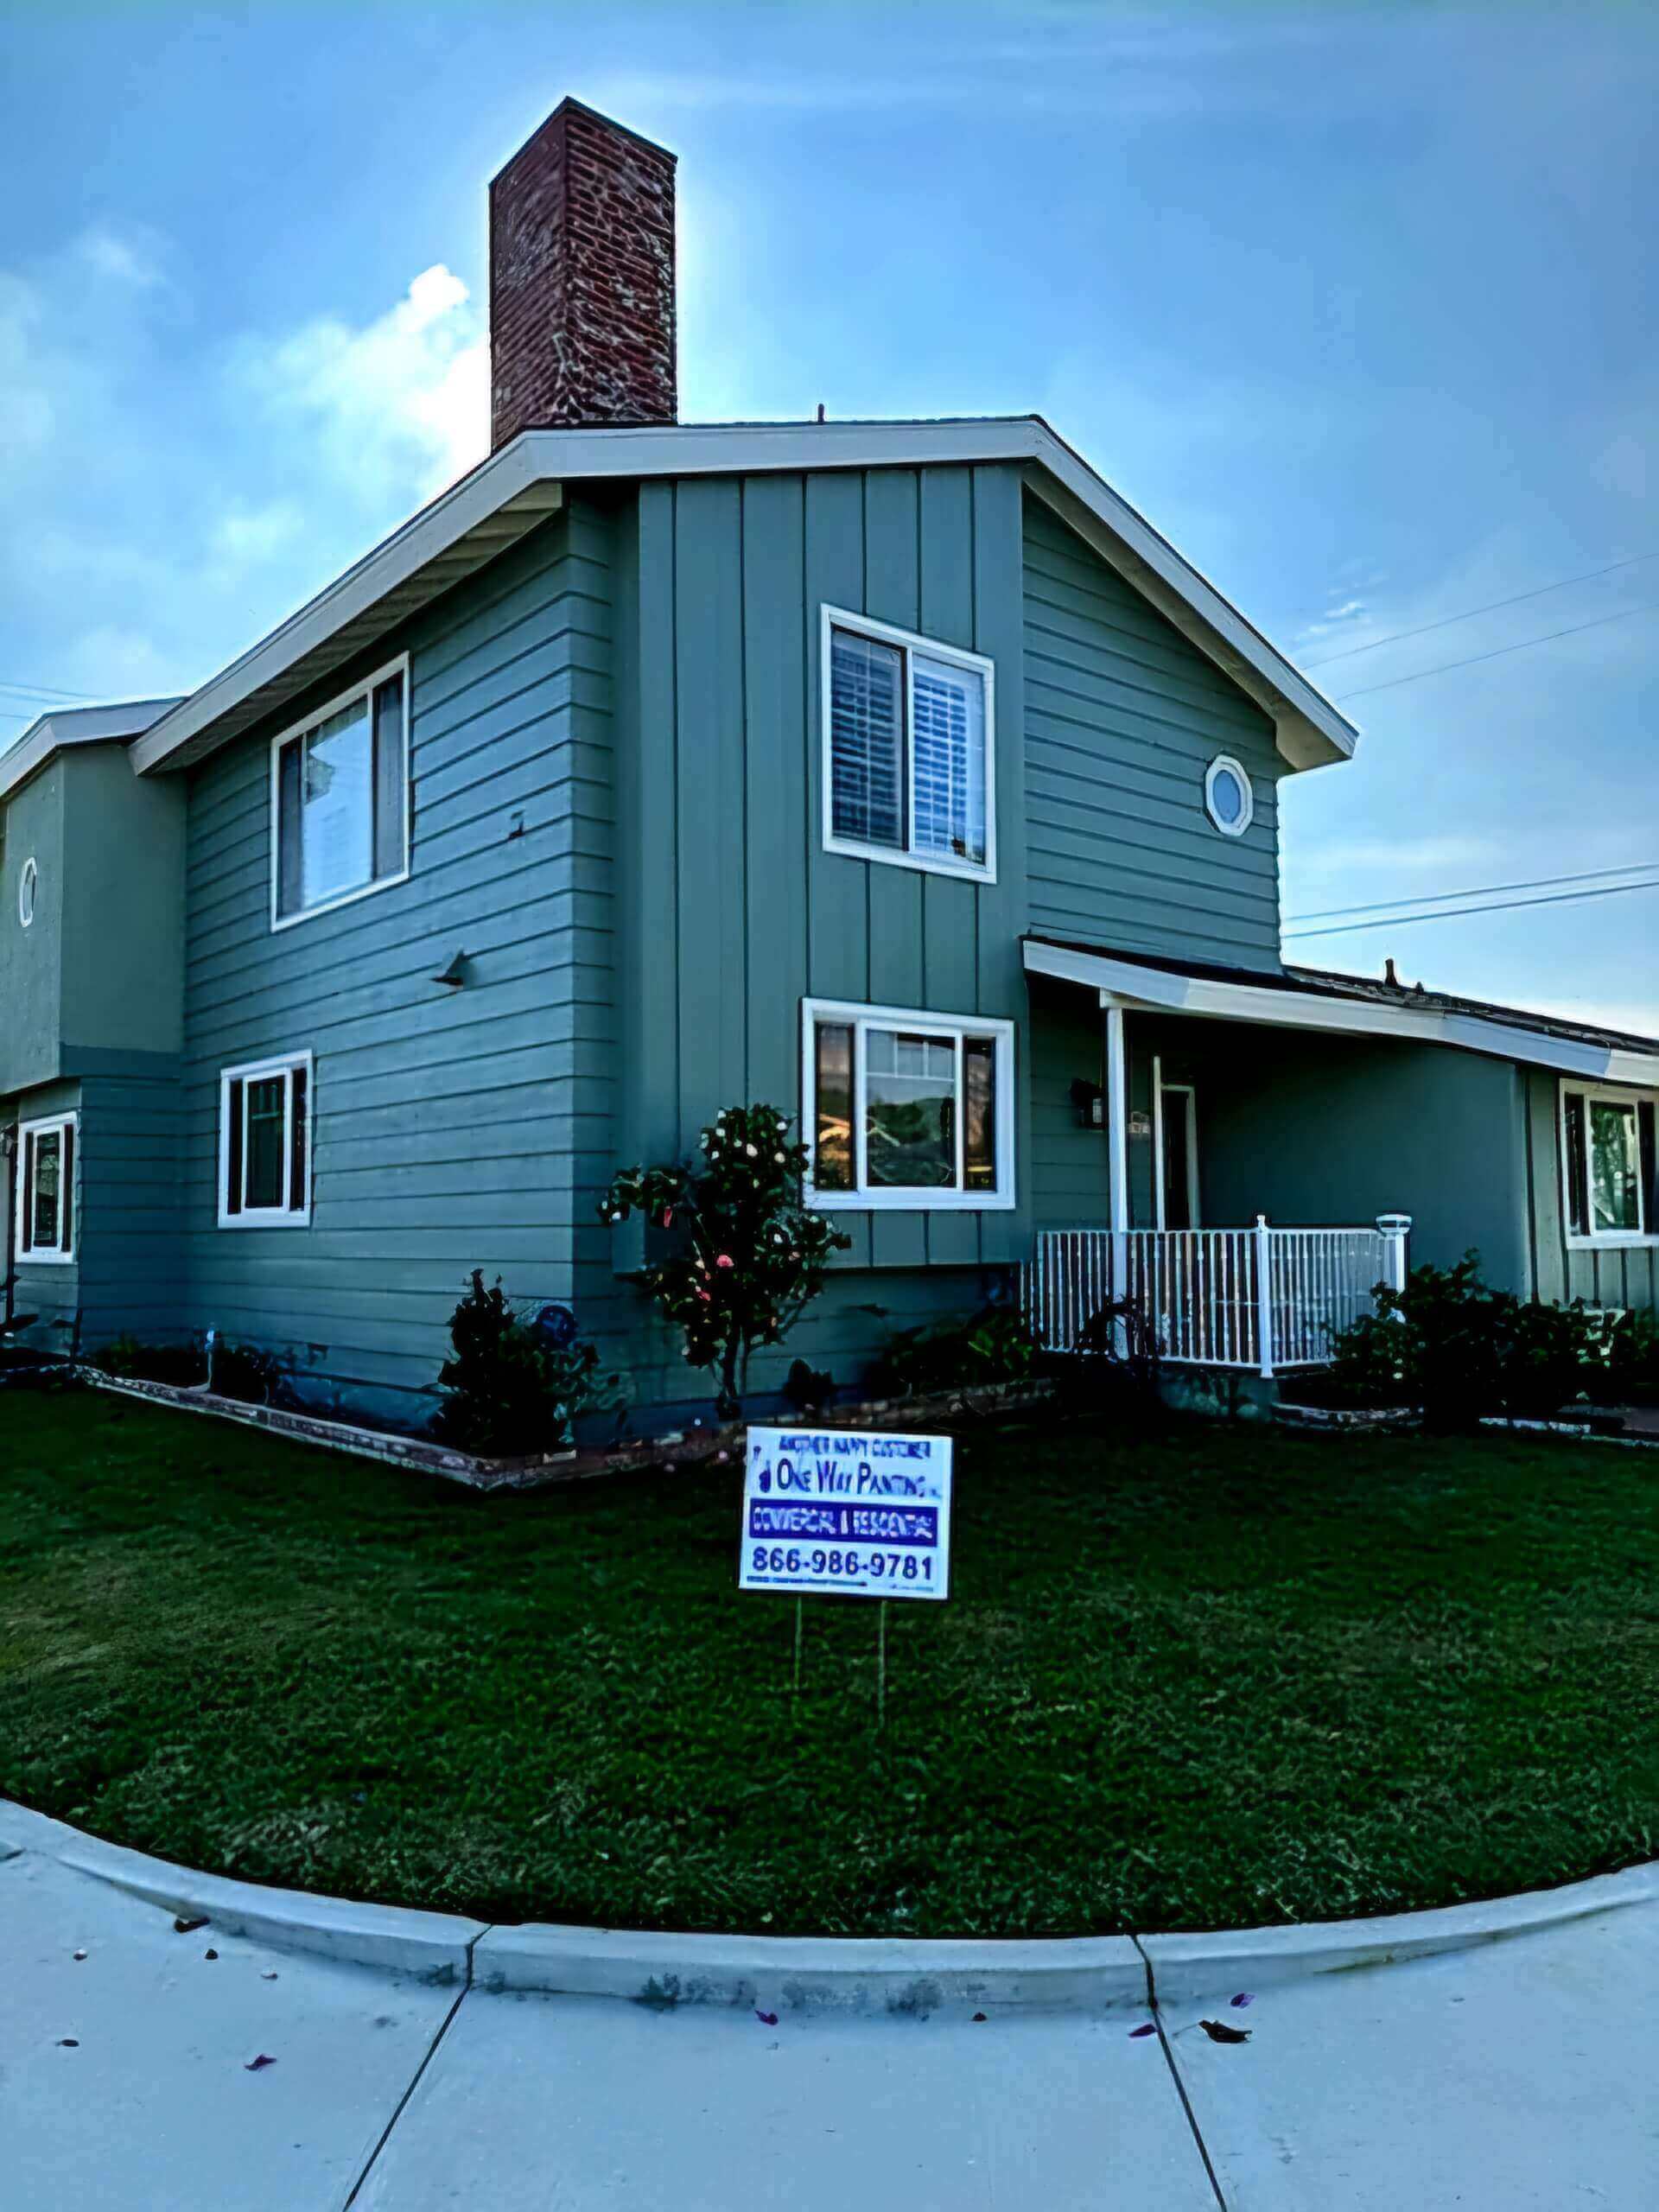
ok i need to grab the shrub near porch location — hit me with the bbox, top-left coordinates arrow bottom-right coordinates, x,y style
3,1390 -> 1656,1939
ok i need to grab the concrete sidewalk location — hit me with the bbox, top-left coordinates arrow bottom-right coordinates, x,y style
3,1835 -> 1656,2209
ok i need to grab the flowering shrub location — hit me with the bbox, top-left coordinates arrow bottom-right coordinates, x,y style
601,1103 -> 849,1419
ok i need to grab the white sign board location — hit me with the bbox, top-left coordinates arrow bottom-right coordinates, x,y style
739,1427 -> 953,1601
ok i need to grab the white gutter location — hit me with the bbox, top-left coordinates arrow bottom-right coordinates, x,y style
130,416 -> 1357,779
1022,938 -> 1659,1089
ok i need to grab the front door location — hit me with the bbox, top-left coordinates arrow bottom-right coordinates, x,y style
1155,1070 -> 1198,1229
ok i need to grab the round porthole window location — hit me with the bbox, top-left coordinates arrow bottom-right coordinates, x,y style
18,856 -> 38,928
1204,756 -> 1254,837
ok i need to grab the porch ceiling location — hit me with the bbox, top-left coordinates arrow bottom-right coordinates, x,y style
1022,934 -> 1659,1090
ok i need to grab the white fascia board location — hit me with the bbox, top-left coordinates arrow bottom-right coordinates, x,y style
0,698 -> 184,803
130,441 -> 563,775
132,415 -> 1357,779
1020,938 -> 1659,1086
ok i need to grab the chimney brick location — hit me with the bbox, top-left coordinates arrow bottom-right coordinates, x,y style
490,98 -> 677,445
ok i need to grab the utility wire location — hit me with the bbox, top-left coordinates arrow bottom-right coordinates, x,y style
0,678 -> 94,705
1301,550 -> 1659,668
1332,600 -> 1658,701
1284,873 -> 1659,939
1286,857 -> 1659,928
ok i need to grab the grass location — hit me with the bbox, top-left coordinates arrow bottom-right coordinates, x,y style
2,1385 -> 1656,1939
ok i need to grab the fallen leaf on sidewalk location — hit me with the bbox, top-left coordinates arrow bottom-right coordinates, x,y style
174,1916 -> 208,1935
1230,1993 -> 1255,2008
58,2038 -> 79,2048
260,1971 -> 279,1981
1198,2018 -> 1251,2044
754,2010 -> 779,2026
245,2054 -> 276,2072
72,1949 -> 87,1962
1128,2023 -> 1158,2038
971,2012 -> 988,2024
204,1948 -> 219,1961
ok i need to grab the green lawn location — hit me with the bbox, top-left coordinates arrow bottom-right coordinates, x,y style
2,1387 -> 1656,1938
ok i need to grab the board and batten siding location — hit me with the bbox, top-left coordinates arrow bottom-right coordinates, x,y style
175,499 -> 618,1427
1022,493 -> 1284,972
609,463 -> 1032,1411
1522,1066 -> 1659,1314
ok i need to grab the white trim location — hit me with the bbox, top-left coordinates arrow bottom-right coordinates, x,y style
1559,1078 -> 1657,1249
819,606 -> 996,885
17,855 -> 37,929
1204,754 -> 1254,838
1104,1001 -> 1128,1236
268,655 -> 410,933
0,697 -> 182,804
217,1050 -> 315,1229
1151,1057 -> 1200,1230
14,1110 -> 77,1265
801,997 -> 1016,1211
1022,938 -> 1659,1089
130,418 -> 1356,779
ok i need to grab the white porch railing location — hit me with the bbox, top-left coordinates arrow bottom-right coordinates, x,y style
1021,1216 -> 1410,1377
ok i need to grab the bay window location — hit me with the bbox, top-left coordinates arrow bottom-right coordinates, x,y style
822,608 -> 995,880
803,1000 -> 1014,1210
271,659 -> 409,927
15,1112 -> 75,1263
1561,1084 -> 1656,1243
219,1052 -> 312,1227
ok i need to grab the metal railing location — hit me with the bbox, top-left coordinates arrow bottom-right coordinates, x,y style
1022,1215 -> 1410,1377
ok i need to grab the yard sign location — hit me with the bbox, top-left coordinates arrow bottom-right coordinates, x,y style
739,1427 -> 953,1601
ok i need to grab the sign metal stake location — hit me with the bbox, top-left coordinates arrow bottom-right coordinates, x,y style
876,1599 -> 888,1732
793,1597 -> 804,1694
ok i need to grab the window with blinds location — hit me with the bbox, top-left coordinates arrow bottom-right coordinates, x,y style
273,660 -> 410,928
823,611 -> 994,880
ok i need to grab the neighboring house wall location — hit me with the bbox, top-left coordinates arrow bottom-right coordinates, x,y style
1021,494 -> 1284,974
0,761 -> 67,1096
1522,1067 -> 1659,1315
175,497 -> 618,1427
5,1074 -> 80,1346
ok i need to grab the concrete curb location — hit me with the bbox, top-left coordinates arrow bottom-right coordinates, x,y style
0,1801 -> 486,1983
5,1796 -> 1655,2012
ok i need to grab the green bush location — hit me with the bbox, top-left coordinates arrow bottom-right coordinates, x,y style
869,1301 -> 1042,1399
93,1337 -> 208,1388
212,1340 -> 291,1408
1599,1309 -> 1659,1407
433,1273 -> 614,1459
1325,1255 -> 1601,1429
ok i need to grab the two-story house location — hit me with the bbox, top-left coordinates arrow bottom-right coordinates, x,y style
5,99 -> 1656,1433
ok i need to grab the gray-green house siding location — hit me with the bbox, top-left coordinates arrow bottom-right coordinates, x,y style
1022,494 -> 1284,973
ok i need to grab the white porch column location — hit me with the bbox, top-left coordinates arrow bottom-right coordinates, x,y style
1103,996 -> 1128,1303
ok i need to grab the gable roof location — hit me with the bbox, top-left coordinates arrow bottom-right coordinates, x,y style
129,416 -> 1359,778
0,697 -> 185,804
1022,932 -> 1659,1090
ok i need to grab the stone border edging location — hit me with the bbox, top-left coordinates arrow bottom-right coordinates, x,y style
5,1795 -> 1656,2014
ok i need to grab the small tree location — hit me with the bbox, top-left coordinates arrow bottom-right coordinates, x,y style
434,1272 -> 611,1457
601,1103 -> 849,1420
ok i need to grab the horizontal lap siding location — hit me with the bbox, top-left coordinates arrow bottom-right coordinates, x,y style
177,501 -> 616,1426
1022,494 -> 1284,971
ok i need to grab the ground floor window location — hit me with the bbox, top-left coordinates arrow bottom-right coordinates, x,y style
802,999 -> 1014,1209
14,1112 -> 75,1262
1561,1083 -> 1656,1243
219,1052 -> 313,1226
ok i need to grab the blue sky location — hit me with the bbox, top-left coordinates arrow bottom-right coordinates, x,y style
3,3 -> 1655,1029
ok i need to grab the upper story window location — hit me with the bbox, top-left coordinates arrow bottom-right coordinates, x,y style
15,1112 -> 75,1264
1204,754 -> 1255,837
1561,1084 -> 1656,1245
822,609 -> 995,883
271,659 -> 409,929
219,1052 -> 312,1227
803,998 -> 1014,1211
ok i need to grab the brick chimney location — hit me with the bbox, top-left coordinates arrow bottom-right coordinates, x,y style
489,98 -> 677,447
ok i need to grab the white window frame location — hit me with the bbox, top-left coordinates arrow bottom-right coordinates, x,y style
269,655 -> 411,933
1204,753 -> 1255,838
801,997 -> 1016,1212
14,1110 -> 77,1265
820,607 -> 996,885
1152,1057 -> 1200,1230
218,1051 -> 314,1230
1560,1079 -> 1656,1249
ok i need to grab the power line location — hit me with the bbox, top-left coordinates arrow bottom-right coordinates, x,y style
1284,873 -> 1659,939
1332,600 -> 1658,701
1286,858 -> 1659,928
1301,550 -> 1659,669
0,677 -> 94,705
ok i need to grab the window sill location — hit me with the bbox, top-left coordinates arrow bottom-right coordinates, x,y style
216,1213 -> 313,1231
271,868 -> 410,935
807,1190 -> 1015,1214
14,1250 -> 74,1267
1566,1233 -> 1658,1251
822,835 -> 995,888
